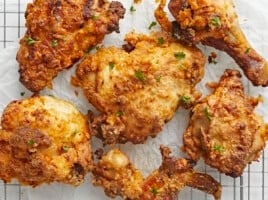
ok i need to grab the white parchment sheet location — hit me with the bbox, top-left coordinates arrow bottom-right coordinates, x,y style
0,0 -> 267,199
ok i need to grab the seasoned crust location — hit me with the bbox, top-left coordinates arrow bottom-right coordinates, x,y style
92,146 -> 222,200
0,96 -> 92,186
156,0 -> 268,86
72,31 -> 205,144
17,0 -> 125,92
183,69 -> 268,177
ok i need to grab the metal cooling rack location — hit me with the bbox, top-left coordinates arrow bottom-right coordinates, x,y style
0,0 -> 267,200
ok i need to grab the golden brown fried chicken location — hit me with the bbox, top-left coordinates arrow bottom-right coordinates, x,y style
0,96 -> 92,186
17,0 -> 125,92
183,69 -> 268,177
72,31 -> 205,144
92,146 -> 222,200
155,0 -> 268,86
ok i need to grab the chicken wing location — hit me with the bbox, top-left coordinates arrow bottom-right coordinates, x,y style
183,69 -> 268,177
155,0 -> 268,86
92,146 -> 222,200
72,31 -> 205,144
17,0 -> 125,92
0,96 -> 92,186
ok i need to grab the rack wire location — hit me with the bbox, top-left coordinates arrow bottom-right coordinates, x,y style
0,0 -> 267,200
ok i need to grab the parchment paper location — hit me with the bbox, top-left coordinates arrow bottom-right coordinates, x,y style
0,0 -> 268,199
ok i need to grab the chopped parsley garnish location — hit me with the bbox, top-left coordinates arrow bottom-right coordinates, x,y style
135,69 -> 145,81
180,96 -> 191,104
213,144 -> 225,153
245,47 -> 251,54
130,5 -> 136,12
156,76 -> 161,82
210,17 -> 221,28
25,37 -> 38,45
109,62 -> 115,70
150,187 -> 159,195
203,107 -> 212,121
86,46 -> 95,53
117,111 -> 124,117
51,39 -> 58,47
20,92 -> 25,96
27,139 -> 34,145
73,129 -> 78,136
148,21 -> 157,30
157,37 -> 164,45
62,146 -> 69,152
91,15 -> 98,20
174,52 -> 186,61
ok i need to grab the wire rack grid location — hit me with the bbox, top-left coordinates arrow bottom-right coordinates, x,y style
0,0 -> 267,200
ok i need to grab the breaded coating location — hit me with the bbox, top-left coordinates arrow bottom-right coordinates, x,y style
183,69 -> 268,177
92,149 -> 144,199
92,146 -> 222,200
0,96 -> 92,186
17,0 -> 125,92
72,31 -> 205,144
156,0 -> 268,86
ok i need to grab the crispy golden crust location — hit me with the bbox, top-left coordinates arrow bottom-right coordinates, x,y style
92,146 -> 222,200
92,149 -> 144,199
0,96 -> 92,186
156,0 -> 268,86
72,31 -> 205,144
17,0 -> 125,92
183,69 -> 268,177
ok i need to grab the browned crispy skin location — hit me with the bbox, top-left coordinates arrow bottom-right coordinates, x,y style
183,69 -> 268,177
92,146 -> 222,200
0,96 -> 92,186
72,31 -> 205,144
17,0 -> 125,92
156,0 -> 268,86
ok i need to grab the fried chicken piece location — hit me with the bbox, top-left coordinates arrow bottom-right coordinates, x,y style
0,96 -> 92,187
183,69 -> 268,177
72,31 -> 205,144
92,146 -> 222,200
17,0 -> 125,92
155,0 -> 268,86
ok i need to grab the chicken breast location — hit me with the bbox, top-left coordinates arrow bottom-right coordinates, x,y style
155,0 -> 268,86
72,31 -> 205,144
183,69 -> 268,177
17,0 -> 125,92
92,146 -> 222,200
0,96 -> 92,186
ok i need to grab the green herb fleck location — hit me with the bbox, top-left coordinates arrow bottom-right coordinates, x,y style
109,62 -> 115,70
48,94 -> 55,97
213,144 -> 225,153
20,92 -> 25,96
73,129 -> 78,136
62,146 -> 69,152
51,39 -> 58,47
148,21 -> 157,30
180,96 -> 191,104
91,15 -> 98,20
157,37 -> 164,45
117,111 -> 124,117
87,46 -> 95,53
135,69 -> 145,81
62,37 -> 67,42
25,37 -> 38,45
245,47 -> 251,54
174,52 -> 186,61
156,76 -> 161,82
210,17 -> 221,28
203,107 -> 212,121
130,5 -> 136,12
27,139 -> 34,145
150,187 -> 159,195
210,60 -> 217,65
